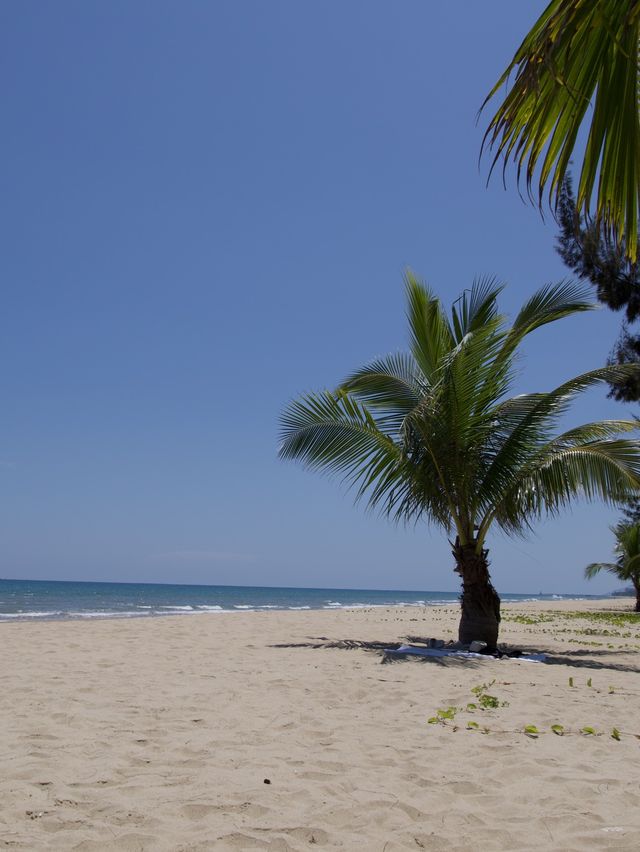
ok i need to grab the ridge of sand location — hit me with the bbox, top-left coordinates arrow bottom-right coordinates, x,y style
1,598 -> 639,850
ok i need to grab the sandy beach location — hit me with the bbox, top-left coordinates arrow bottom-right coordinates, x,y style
1,599 -> 640,851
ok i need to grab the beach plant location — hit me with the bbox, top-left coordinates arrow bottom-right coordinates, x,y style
481,0 -> 640,261
279,276 -> 640,648
470,680 -> 508,710
585,522 -> 640,611
428,706 -> 458,726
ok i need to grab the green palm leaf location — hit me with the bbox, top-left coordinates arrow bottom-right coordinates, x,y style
494,440 -> 640,534
585,561 -> 619,579
482,0 -> 640,260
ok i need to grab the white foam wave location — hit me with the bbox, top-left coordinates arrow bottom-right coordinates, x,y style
67,611 -> 147,619
0,611 -> 62,619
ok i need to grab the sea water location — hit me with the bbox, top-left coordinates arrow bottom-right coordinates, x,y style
0,578 -> 602,622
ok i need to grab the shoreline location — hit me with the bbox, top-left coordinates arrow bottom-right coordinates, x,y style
2,599 -> 639,849
0,593 -> 631,625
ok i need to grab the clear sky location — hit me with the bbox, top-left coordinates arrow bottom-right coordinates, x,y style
1,1 -> 630,595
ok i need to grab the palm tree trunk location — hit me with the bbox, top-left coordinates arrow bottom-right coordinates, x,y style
634,580 -> 640,613
453,538 -> 501,650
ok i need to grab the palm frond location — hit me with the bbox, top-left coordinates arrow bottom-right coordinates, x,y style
404,272 -> 454,384
503,280 -> 594,357
586,520 -> 640,583
481,0 -> 640,260
278,389 -> 453,528
493,439 -> 640,535
475,369 -> 640,526
340,352 -> 424,433
585,561 -> 618,579
279,390 -> 397,480
450,276 -> 504,342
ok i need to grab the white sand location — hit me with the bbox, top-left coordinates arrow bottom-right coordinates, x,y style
1,599 -> 640,850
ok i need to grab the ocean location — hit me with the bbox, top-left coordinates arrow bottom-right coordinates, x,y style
0,578 -> 604,622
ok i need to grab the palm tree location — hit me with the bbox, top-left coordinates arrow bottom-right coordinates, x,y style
481,1 -> 640,261
586,522 -> 640,611
279,275 -> 640,648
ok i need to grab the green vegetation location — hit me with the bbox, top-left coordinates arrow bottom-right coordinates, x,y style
497,606 -> 640,651
428,706 -> 458,726
560,610 -> 640,627
500,609 -> 640,645
470,680 -> 508,710
482,1 -> 640,261
279,277 -> 640,648
555,176 -> 640,404
501,613 -> 555,625
585,523 -> 640,611
427,680 -> 630,742
428,682 -> 509,730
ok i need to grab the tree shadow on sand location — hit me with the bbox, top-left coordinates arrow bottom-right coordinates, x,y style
270,637 -> 640,673
270,637 -> 485,668
539,647 -> 640,675
270,637 -> 403,651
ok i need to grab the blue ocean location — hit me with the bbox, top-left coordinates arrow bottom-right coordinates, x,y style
0,578 -> 603,622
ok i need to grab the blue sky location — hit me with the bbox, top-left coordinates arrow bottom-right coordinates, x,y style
1,2 -> 629,594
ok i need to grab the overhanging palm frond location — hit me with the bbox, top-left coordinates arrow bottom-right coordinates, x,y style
585,561 -> 619,579
481,0 -> 640,261
494,439 -> 640,535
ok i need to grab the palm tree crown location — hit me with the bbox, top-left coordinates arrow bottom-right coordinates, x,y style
280,275 -> 640,646
586,522 -> 640,611
482,0 -> 640,261
281,275 -> 640,551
